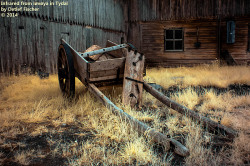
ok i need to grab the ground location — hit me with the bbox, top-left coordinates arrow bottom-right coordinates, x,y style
0,64 -> 249,165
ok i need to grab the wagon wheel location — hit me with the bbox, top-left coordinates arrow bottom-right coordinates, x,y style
58,44 -> 75,98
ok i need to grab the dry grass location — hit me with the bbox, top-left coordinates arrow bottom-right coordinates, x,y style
146,63 -> 250,88
0,64 -> 249,165
0,75 -> 164,165
171,87 -> 200,110
14,150 -> 35,165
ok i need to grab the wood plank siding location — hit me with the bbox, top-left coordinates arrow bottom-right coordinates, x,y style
140,20 -> 218,67
127,0 -> 250,22
0,0 -> 126,75
221,19 -> 250,65
127,0 -> 250,67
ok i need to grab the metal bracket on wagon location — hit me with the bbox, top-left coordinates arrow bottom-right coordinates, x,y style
125,77 -> 144,84
127,43 -> 138,54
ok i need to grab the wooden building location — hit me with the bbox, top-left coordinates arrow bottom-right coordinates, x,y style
0,0 -> 250,74
127,0 -> 250,67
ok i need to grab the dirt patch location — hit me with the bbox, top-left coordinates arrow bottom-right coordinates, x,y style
0,122 -> 95,165
225,106 -> 250,133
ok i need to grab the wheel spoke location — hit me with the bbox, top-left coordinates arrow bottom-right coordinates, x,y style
58,56 -> 65,65
65,79 -> 70,93
58,68 -> 66,78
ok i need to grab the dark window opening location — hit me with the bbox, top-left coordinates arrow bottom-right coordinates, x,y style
164,28 -> 184,51
227,21 -> 235,44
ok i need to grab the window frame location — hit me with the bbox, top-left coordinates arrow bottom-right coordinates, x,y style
164,28 -> 184,52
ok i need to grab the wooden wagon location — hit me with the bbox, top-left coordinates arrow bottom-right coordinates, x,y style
58,39 -> 145,107
57,39 -> 237,157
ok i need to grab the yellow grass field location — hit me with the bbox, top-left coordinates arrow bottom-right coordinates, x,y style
0,64 -> 249,165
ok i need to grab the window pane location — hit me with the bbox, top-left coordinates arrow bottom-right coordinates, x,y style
175,41 -> 183,50
165,30 -> 173,39
175,29 -> 183,39
165,41 -> 174,50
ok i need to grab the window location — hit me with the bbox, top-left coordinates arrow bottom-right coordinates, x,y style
164,28 -> 184,51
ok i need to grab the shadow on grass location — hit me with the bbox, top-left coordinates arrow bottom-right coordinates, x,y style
0,123 -> 95,166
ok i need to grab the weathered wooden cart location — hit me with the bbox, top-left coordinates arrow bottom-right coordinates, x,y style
58,39 -> 144,107
57,39 -> 237,157
57,39 -> 190,156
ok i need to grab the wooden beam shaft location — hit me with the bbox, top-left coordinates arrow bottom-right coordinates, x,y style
122,50 -> 145,108
143,82 -> 238,138
81,44 -> 128,58
88,83 -> 190,157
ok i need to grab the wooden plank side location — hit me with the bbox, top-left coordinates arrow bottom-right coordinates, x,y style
61,39 -> 88,84
143,53 -> 217,60
90,69 -> 124,79
72,51 -> 88,84
122,50 -> 145,108
89,57 -> 125,72
89,73 -> 124,82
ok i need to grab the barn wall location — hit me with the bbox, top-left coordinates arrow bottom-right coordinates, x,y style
139,20 -> 218,67
1,0 -> 126,31
128,0 -> 250,22
0,0 -> 126,75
